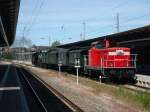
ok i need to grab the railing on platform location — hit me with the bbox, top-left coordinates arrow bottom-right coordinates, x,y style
101,54 -> 137,75
102,54 -> 137,68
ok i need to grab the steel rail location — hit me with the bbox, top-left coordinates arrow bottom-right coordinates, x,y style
124,84 -> 150,92
16,62 -> 150,92
21,66 -> 84,112
18,67 -> 48,112
133,84 -> 150,90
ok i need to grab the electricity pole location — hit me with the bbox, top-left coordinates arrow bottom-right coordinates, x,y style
80,33 -> 82,40
49,36 -> 51,46
83,22 -> 86,40
116,13 -> 120,33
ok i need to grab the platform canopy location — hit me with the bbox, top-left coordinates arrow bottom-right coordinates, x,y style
0,0 -> 20,47
59,25 -> 150,49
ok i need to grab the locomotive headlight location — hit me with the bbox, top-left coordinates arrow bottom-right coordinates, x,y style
110,64 -> 112,67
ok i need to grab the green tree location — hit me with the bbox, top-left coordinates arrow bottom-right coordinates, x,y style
51,40 -> 61,47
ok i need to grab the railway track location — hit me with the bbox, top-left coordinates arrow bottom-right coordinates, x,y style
136,79 -> 150,89
17,67 -> 47,112
16,65 -> 84,112
14,62 -> 150,92
123,84 -> 150,92
122,79 -> 150,92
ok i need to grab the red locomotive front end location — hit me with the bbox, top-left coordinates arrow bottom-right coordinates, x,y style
87,39 -> 137,82
104,48 -> 131,68
89,47 -> 132,69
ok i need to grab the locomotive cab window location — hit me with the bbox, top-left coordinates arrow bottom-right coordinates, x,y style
95,44 -> 104,49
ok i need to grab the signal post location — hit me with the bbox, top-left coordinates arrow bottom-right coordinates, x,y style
75,58 -> 80,85
58,59 -> 62,76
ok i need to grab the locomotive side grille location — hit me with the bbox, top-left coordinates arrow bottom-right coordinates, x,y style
108,51 -> 130,55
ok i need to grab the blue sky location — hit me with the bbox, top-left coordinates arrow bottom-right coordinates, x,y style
15,0 -> 150,46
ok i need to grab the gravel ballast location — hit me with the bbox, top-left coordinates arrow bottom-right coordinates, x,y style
24,65 -> 140,112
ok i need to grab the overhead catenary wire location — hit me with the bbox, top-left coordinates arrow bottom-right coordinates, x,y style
85,0 -> 131,36
122,12 -> 150,23
112,0 -> 130,10
86,11 -> 150,37
23,0 -> 40,35
85,0 -> 150,37
19,0 -> 150,45
119,12 -> 150,30
24,0 -> 46,37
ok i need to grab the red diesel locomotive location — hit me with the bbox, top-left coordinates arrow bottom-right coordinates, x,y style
86,39 -> 137,82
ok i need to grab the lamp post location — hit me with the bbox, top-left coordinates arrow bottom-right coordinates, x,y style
61,37 -> 72,44
83,22 -> 86,40
61,25 -> 65,39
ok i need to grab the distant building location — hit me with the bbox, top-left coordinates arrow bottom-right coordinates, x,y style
10,45 -> 50,61
0,47 -> 11,53
31,45 -> 50,52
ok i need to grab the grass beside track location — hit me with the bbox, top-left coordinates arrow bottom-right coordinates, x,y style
63,72 -> 150,111
116,87 -> 150,111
